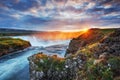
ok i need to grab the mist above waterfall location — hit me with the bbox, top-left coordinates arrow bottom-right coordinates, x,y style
32,31 -> 83,40
12,36 -> 70,47
11,31 -> 84,47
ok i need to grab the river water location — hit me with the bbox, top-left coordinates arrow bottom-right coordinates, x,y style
0,36 -> 70,80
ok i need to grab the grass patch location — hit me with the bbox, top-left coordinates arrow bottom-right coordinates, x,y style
34,53 -> 65,72
75,42 -> 99,57
0,38 -> 31,56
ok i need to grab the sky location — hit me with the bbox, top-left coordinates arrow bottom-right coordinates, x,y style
0,0 -> 120,31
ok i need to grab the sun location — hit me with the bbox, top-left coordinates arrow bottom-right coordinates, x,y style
82,28 -> 89,32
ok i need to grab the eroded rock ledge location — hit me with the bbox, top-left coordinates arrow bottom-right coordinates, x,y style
0,38 -> 31,56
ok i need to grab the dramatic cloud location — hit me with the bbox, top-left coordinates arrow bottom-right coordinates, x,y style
0,0 -> 120,31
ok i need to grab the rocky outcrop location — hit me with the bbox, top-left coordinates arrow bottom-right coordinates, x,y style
94,29 -> 120,57
94,52 -> 108,65
0,38 -> 31,56
65,29 -> 105,57
28,53 -> 87,80
79,29 -> 120,79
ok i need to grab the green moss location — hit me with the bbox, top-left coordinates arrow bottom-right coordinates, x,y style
76,53 -> 119,80
75,42 -> 99,57
78,58 -> 113,80
100,29 -> 115,35
109,56 -> 120,65
34,53 -> 65,72
0,38 -> 31,56
108,57 -> 120,72
65,28 -> 118,80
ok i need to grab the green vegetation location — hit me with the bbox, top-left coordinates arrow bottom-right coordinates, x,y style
32,53 -> 72,80
34,53 -> 65,72
78,58 -> 114,80
100,29 -> 115,35
108,57 -> 120,77
78,56 -> 120,80
72,29 -> 120,80
75,45 -> 120,79
0,38 -> 31,56
76,42 -> 99,57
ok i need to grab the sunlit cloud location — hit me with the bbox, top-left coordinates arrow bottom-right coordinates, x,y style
0,0 -> 119,31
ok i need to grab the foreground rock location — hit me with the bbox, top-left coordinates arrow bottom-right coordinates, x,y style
0,38 -> 31,56
28,53 -> 87,80
75,29 -> 120,80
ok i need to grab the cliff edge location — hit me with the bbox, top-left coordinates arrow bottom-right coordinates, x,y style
0,38 -> 31,56
65,28 -> 115,57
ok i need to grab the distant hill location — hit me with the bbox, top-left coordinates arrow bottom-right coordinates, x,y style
0,28 -> 39,33
0,28 -> 84,40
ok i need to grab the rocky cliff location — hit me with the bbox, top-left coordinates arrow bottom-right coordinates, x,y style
65,29 -> 106,57
28,52 -> 87,80
97,29 -> 120,56
72,29 -> 120,79
0,38 -> 31,56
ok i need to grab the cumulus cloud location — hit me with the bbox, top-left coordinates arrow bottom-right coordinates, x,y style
0,0 -> 119,30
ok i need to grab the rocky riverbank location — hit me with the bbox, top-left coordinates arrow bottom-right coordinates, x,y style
0,38 -> 31,56
28,52 -> 87,80
28,28 -> 120,80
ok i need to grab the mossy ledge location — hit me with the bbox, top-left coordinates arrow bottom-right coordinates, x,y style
0,38 -> 31,56
28,52 -> 87,80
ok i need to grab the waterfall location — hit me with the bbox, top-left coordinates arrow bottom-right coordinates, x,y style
12,35 -> 70,47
